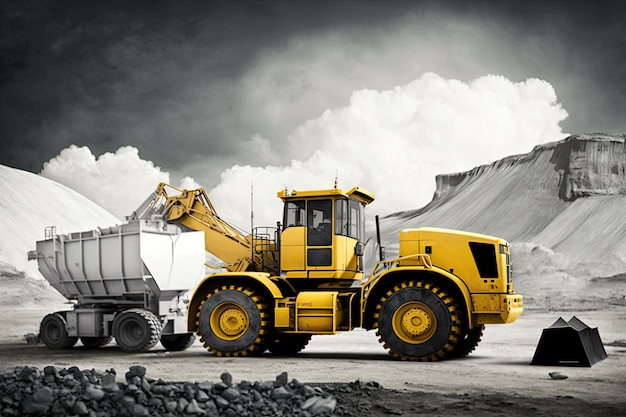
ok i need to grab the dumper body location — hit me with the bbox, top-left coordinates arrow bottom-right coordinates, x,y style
29,218 -> 205,351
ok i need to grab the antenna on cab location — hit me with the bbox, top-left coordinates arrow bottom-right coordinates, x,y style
250,181 -> 254,232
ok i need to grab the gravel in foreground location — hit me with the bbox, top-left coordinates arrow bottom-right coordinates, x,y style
0,365 -> 381,416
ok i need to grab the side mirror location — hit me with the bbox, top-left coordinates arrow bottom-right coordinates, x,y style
354,242 -> 364,256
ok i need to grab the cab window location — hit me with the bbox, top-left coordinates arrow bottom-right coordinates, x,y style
334,198 -> 363,240
348,199 -> 363,240
335,199 -> 347,236
307,199 -> 332,246
283,200 -> 305,229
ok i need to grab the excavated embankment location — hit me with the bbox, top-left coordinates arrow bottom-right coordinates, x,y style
551,133 -> 626,200
433,133 -> 626,204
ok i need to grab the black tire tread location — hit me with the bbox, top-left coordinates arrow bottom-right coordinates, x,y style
266,334 -> 312,356
196,285 -> 270,357
451,324 -> 484,357
80,336 -> 113,348
374,280 -> 462,361
113,308 -> 162,352
160,333 -> 196,351
39,312 -> 78,350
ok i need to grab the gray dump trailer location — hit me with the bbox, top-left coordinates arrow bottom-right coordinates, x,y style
28,218 -> 206,352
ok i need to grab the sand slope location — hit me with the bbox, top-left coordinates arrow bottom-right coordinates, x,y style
0,165 -> 120,278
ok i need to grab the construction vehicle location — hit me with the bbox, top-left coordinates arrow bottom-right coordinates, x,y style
29,182 -> 523,361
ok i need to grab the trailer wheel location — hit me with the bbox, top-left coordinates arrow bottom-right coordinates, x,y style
451,324 -> 484,357
197,285 -> 270,357
266,334 -> 312,356
160,333 -> 196,351
80,336 -> 113,349
40,313 -> 78,349
374,280 -> 461,361
113,309 -> 162,352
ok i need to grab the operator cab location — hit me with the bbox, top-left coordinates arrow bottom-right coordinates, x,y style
278,187 -> 374,282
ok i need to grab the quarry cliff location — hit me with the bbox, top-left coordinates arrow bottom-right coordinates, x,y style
551,133 -> 626,200
380,133 -> 626,286
433,133 -> 626,206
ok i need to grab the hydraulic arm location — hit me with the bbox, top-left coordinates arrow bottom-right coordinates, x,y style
132,183 -> 261,272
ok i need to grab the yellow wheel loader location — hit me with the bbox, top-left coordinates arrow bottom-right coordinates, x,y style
30,183 -> 522,361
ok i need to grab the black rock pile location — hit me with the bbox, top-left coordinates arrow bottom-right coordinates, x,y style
0,365 -> 380,416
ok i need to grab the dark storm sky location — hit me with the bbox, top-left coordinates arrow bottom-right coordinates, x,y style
1,0 -> 625,178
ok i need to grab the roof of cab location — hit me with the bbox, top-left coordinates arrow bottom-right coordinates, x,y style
277,186 -> 375,205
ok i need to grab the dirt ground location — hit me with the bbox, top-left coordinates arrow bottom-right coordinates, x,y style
0,274 -> 625,416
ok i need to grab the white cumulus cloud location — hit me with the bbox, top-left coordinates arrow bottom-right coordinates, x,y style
40,145 -> 170,219
207,73 -> 568,229
40,73 -> 568,232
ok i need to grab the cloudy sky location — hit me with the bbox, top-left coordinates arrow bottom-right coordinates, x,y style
1,0 -> 625,228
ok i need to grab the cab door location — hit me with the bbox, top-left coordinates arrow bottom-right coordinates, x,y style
281,200 -> 306,272
306,199 -> 333,267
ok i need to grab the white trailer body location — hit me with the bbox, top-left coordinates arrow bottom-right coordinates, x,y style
28,218 -> 206,351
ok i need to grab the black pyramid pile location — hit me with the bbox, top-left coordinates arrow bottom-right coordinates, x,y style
0,365 -> 380,416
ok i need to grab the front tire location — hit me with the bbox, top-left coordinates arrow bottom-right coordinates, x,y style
374,280 -> 461,361
451,325 -> 484,357
197,285 -> 270,357
113,309 -> 162,352
39,313 -> 78,349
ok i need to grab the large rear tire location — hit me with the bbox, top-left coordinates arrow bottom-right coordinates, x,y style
80,336 -> 113,349
113,309 -> 162,352
266,334 -> 312,356
39,313 -> 78,349
197,285 -> 270,357
374,280 -> 461,361
160,333 -> 196,351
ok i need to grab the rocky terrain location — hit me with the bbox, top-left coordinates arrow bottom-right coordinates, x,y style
2,362 -> 625,417
0,366 -> 344,417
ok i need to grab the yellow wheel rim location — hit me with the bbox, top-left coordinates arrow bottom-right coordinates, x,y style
392,301 -> 437,344
210,302 -> 249,340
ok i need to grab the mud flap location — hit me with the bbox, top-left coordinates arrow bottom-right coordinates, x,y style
531,316 -> 607,367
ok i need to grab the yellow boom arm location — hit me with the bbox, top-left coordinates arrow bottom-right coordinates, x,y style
134,183 -> 256,272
